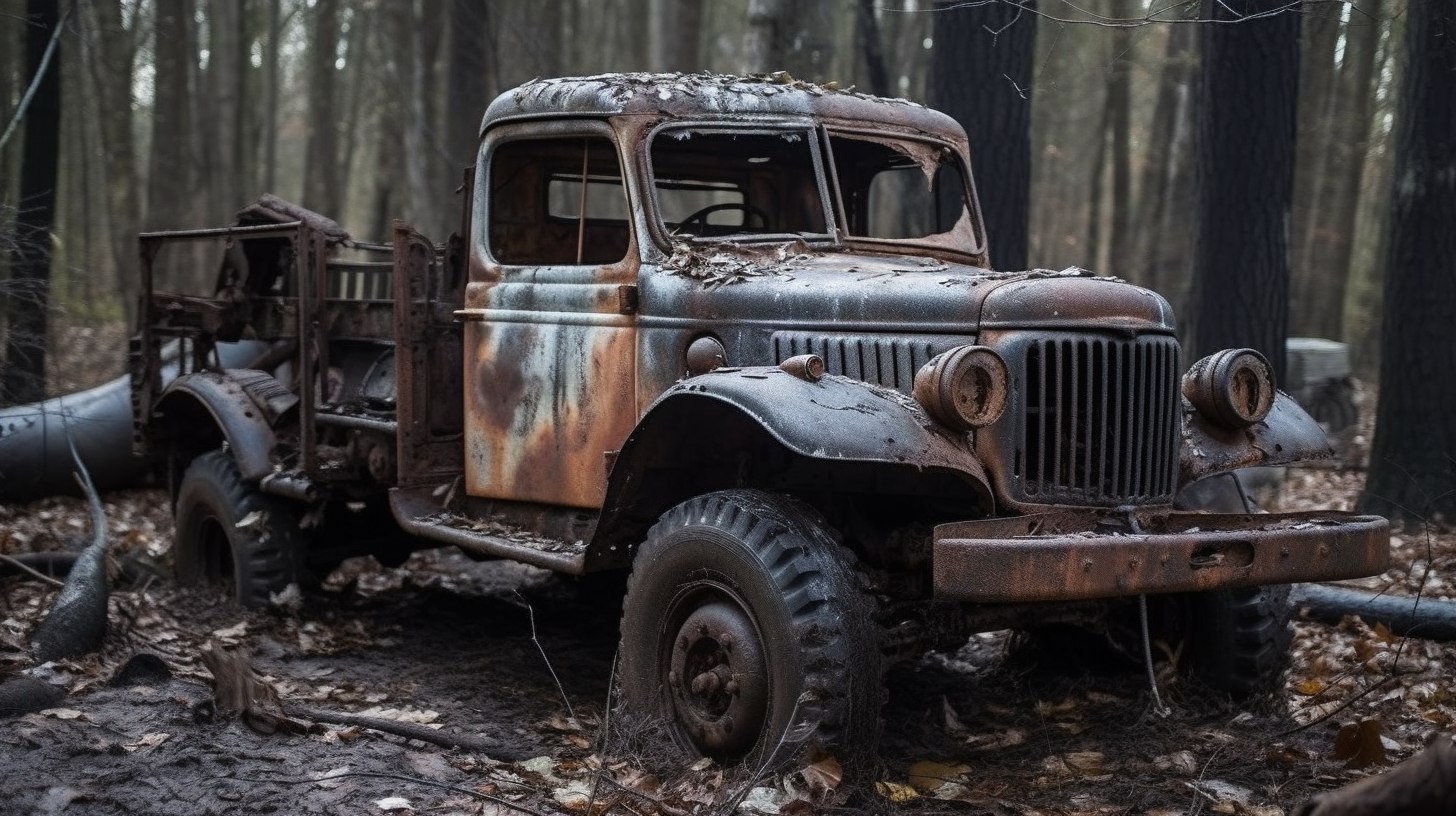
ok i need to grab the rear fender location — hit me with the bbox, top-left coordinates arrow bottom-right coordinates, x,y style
154,370 -> 297,481
1179,391 -> 1334,486
586,367 -> 993,570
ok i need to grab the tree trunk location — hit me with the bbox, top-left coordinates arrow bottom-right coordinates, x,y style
1359,0 -> 1456,523
1190,0 -> 1300,384
2,0 -> 62,405
854,0 -> 890,97
1134,22 -> 1196,296
148,0 -> 193,229
83,0 -> 141,324
262,0 -> 281,194
742,0 -> 782,73
445,0 -> 494,230
303,0 -> 341,216
1106,0 -> 1136,277
931,0 -> 1036,271
207,0 -> 246,220
1301,0 -> 1383,341
1288,6 -> 1345,337
650,0 -> 703,72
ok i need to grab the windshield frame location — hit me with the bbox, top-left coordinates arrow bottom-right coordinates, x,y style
643,121 -> 840,250
822,125 -> 986,260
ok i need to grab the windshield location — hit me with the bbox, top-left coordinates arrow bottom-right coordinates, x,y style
649,128 -> 830,240
828,132 -> 978,247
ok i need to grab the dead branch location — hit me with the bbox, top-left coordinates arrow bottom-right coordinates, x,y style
286,702 -> 528,761
28,441 -> 111,662
1291,584 -> 1456,641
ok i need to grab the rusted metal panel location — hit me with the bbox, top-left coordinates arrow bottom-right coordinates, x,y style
393,224 -> 464,488
932,510 -> 1390,602
1179,391 -> 1334,485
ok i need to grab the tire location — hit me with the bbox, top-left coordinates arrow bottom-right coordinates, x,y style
174,450 -> 304,607
1180,585 -> 1293,697
618,490 -> 882,767
1021,585 -> 1292,698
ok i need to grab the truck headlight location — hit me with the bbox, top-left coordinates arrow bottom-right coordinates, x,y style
1183,348 -> 1275,429
914,345 -> 1008,430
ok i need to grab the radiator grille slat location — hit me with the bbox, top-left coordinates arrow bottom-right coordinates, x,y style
770,331 -> 965,394
1020,334 -> 1179,504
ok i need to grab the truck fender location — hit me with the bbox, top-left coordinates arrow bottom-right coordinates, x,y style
1179,390 -> 1334,486
586,366 -> 993,570
154,370 -> 297,481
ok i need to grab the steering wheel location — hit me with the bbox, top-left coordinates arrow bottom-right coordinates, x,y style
675,202 -> 772,234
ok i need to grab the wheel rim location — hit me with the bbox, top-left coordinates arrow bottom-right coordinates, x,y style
664,592 -> 769,758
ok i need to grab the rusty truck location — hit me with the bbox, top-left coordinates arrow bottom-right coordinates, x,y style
131,73 -> 1389,765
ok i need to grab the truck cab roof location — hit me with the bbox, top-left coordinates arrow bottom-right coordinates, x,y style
481,72 -> 969,144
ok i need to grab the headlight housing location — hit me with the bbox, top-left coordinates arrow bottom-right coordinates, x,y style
914,345 -> 1009,430
1182,348 -> 1275,429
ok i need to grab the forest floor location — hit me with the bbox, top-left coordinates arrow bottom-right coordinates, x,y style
2,376 -> 1454,815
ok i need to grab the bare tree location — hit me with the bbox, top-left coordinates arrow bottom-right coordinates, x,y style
1360,0 -> 1456,522
2,0 -> 62,405
303,0 -> 342,216
931,0 -> 1038,270
83,0 -> 142,322
1189,0 -> 1300,383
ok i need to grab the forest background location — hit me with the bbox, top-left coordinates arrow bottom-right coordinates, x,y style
0,0 -> 1452,520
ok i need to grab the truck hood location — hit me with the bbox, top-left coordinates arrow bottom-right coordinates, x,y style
648,246 -> 1176,334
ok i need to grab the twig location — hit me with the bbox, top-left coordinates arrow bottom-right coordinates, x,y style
1279,672 -> 1411,737
1187,745 -> 1224,816
286,703 -> 527,761
0,6 -> 72,152
516,593 -> 577,724
0,554 -> 65,588
216,770 -> 549,816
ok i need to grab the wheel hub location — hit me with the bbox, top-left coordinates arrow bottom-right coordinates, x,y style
667,599 -> 767,757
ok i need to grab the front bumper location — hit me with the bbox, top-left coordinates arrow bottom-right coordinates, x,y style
932,510 -> 1389,602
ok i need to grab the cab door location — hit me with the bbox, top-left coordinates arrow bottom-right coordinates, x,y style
459,121 -> 638,509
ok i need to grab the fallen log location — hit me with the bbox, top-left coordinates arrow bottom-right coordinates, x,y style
29,440 -> 110,662
1290,584 -> 1456,641
1294,733 -> 1456,816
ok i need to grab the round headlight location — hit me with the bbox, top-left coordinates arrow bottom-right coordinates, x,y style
685,336 -> 727,376
1182,348 -> 1275,429
914,345 -> 1008,430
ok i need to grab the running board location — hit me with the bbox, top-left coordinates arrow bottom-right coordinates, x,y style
389,486 -> 586,575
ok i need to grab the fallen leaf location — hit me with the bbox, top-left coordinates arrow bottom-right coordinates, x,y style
40,708 -> 84,721
374,796 -> 412,811
1294,677 -> 1327,696
797,753 -> 843,799
875,781 -> 919,803
907,760 -> 970,791
1332,719 -> 1388,768
1062,751 -> 1107,776
311,766 -> 351,789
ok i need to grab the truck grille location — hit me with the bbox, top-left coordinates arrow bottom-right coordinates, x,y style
770,331 -> 966,394
1017,334 -> 1180,504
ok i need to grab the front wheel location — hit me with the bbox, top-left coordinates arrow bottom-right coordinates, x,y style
618,490 -> 882,766
174,450 -> 305,607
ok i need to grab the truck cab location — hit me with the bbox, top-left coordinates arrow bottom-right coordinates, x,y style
133,73 -> 1388,768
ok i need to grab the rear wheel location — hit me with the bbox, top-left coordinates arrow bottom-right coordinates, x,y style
618,490 -> 882,766
174,450 -> 304,607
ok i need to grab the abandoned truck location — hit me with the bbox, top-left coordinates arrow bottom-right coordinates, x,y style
131,73 -> 1389,763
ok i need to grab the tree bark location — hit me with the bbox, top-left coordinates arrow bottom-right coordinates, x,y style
854,0 -> 890,97
650,0 -> 703,72
445,0 -> 494,232
1288,3 -> 1343,314
81,0 -> 141,324
148,0 -> 194,230
303,0 -> 341,216
1360,0 -> 1456,523
2,0 -> 62,405
1299,0 -> 1383,341
1134,22 -> 1196,298
931,0 -> 1036,271
1190,0 -> 1300,384
1106,0 -> 1136,277
262,0 -> 281,194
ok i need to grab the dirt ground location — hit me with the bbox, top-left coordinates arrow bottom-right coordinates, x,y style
2,396 -> 1454,815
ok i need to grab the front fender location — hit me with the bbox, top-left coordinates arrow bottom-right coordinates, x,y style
1179,390 -> 1333,486
154,370 -> 294,481
586,367 -> 994,571
661,367 -> 991,488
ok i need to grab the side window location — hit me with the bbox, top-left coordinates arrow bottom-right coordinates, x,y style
488,136 -> 630,265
